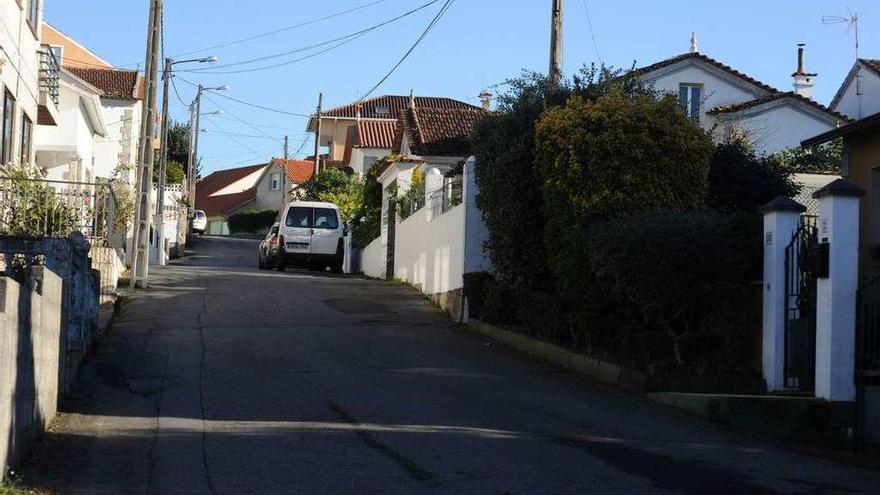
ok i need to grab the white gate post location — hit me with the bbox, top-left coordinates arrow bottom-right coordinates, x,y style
762,196 -> 807,392
814,179 -> 864,402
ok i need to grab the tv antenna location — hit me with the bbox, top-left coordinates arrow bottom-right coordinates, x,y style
822,9 -> 859,60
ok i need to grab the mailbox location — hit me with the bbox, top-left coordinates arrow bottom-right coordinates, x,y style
813,242 -> 830,279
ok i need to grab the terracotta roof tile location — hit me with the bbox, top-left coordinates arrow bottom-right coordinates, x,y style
197,187 -> 257,217
397,107 -> 485,157
356,120 -> 397,149
195,163 -> 266,216
706,91 -> 852,122
272,158 -> 315,184
635,52 -> 779,94
66,67 -> 142,100
321,95 -> 480,120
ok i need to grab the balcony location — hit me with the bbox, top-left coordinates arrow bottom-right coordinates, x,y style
37,45 -> 60,126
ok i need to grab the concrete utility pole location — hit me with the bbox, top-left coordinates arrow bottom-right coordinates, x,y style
549,0 -> 564,84
130,0 -> 162,288
156,57 -> 172,266
313,93 -> 323,178
185,100 -> 197,222
281,135 -> 288,209
189,84 -> 203,219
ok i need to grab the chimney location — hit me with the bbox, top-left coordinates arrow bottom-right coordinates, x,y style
792,43 -> 817,100
690,32 -> 698,54
355,103 -> 362,121
479,91 -> 492,111
409,89 -> 416,110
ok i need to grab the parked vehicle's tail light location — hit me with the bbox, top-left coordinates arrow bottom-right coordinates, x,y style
270,236 -> 279,245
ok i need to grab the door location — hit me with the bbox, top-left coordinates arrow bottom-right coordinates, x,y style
283,206 -> 313,255
311,207 -> 340,256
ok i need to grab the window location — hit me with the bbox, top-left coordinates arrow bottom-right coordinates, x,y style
270,172 -> 281,191
26,1 -> 39,33
49,45 -> 63,64
2,90 -> 15,164
313,208 -> 339,230
20,113 -> 32,165
285,207 -> 313,228
678,84 -> 702,121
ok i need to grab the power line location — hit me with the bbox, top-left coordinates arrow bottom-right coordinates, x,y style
581,0 -> 603,64
172,0 -> 388,58
200,129 -> 284,141
204,116 -> 269,161
170,76 -> 189,107
201,92 -> 282,142
182,0 -> 442,75
357,0 -> 455,102
176,76 -> 310,118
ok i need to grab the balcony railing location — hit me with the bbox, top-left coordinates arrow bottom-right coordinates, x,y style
427,176 -> 463,219
38,45 -> 60,109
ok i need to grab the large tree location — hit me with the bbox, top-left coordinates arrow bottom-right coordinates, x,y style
153,120 -> 191,184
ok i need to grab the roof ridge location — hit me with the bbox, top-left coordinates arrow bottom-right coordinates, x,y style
635,51 -> 780,94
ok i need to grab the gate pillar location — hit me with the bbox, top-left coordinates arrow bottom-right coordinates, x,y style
762,197 -> 807,392
814,179 -> 864,402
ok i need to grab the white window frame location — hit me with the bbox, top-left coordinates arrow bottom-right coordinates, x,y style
678,83 -> 703,121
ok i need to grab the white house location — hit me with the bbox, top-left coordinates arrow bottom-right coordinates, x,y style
35,68 -> 106,183
0,0 -> 57,169
830,59 -> 880,121
636,38 -> 849,156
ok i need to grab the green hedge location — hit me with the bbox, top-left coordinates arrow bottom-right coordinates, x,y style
227,210 -> 277,235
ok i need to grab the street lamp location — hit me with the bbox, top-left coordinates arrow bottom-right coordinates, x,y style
186,84 -> 229,237
156,55 -> 217,266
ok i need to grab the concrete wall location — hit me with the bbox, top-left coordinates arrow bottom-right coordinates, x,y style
0,267 -> 63,478
361,237 -> 385,279
94,99 -> 141,182
89,246 -> 123,304
724,103 -> 838,156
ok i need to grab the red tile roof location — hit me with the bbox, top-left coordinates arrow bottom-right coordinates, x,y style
271,158 -> 315,184
706,91 -> 852,122
195,163 -> 266,216
308,95 -> 480,131
635,52 -> 780,94
66,67 -> 143,100
356,120 -> 398,149
396,107 -> 485,157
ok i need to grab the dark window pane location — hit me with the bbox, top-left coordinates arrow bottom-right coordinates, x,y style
20,114 -> 32,165
690,86 -> 701,120
313,208 -> 339,230
286,207 -> 313,228
2,91 -> 15,164
678,85 -> 689,111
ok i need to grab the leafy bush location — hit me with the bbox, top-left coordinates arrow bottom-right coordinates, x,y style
535,90 -> 714,309
396,167 -> 425,220
587,210 -> 762,374
708,142 -> 800,214
0,164 -> 78,236
774,139 -> 843,174
299,168 -> 363,222
227,209 -> 277,234
351,155 -> 396,248
463,272 -> 517,324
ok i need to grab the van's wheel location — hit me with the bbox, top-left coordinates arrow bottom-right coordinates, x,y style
258,254 -> 266,270
276,239 -> 286,272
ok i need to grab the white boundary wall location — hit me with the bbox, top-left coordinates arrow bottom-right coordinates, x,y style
361,237 -> 385,279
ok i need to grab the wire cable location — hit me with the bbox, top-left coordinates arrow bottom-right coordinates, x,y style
581,0 -> 603,64
182,0 -> 441,75
357,0 -> 454,102
203,116 -> 269,161
201,93 -> 282,142
199,129 -> 283,141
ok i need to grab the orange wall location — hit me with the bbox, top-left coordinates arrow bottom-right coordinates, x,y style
843,130 -> 880,269
40,23 -> 112,68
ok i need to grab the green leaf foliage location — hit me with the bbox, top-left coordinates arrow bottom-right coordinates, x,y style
774,139 -> 843,174
708,142 -> 800,215
227,209 -> 277,235
299,168 -> 363,222
534,89 -> 714,307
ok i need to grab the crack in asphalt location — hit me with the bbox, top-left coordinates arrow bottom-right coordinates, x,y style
326,400 -> 439,486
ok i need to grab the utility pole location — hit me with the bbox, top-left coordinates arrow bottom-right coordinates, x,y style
280,135 -> 288,210
130,0 -> 162,288
549,0 -> 564,84
156,57 -> 172,266
189,84 -> 204,219
185,100 -> 196,222
313,92 -> 323,178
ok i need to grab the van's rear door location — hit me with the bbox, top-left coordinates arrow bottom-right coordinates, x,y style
283,206 -> 313,254
310,207 -> 340,256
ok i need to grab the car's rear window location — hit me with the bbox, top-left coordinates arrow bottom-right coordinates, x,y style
285,207 -> 313,228
314,208 -> 339,230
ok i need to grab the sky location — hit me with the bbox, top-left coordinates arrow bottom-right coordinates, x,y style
47,0 -> 879,174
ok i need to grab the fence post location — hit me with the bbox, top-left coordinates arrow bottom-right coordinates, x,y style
761,196 -> 806,392
814,179 -> 864,402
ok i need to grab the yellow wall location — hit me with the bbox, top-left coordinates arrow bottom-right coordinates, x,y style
843,130 -> 880,269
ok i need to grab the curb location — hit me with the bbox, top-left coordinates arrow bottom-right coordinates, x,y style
466,319 -> 646,392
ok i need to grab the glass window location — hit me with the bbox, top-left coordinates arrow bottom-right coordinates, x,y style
313,208 -> 339,230
27,1 -> 39,32
50,45 -> 63,64
270,172 -> 281,191
285,207 -> 313,228
2,91 -> 15,164
678,84 -> 702,121
20,113 -> 32,165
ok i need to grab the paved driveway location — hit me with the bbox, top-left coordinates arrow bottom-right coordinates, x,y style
20,236 -> 880,494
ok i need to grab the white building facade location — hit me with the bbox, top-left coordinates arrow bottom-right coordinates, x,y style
830,59 -> 880,121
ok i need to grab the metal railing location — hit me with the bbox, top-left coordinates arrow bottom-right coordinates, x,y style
0,177 -> 118,244
39,45 -> 60,108
428,177 -> 463,219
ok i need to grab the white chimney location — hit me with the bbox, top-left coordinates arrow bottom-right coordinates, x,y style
792,43 -> 817,99
690,32 -> 698,54
409,89 -> 416,110
479,91 -> 493,111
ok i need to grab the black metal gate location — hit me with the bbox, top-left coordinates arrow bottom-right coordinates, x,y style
784,216 -> 819,391
856,272 -> 880,449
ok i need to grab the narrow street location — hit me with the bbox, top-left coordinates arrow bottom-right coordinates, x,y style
18,237 -> 880,494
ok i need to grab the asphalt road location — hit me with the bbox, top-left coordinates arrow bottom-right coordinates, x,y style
19,236 -> 880,494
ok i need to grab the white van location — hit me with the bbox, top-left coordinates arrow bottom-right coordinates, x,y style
277,201 -> 345,272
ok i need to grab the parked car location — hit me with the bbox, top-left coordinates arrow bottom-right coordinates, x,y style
277,201 -> 345,273
192,209 -> 207,235
258,222 -> 281,270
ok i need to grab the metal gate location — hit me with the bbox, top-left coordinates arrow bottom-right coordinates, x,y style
856,272 -> 880,449
783,215 -> 819,391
